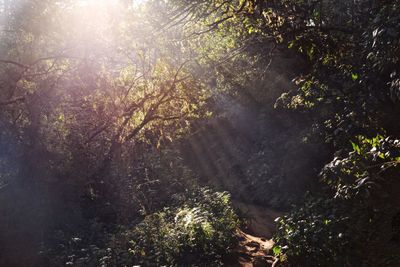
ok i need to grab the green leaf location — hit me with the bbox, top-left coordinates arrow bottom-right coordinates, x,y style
273,246 -> 282,256
350,141 -> 361,154
307,45 -> 315,60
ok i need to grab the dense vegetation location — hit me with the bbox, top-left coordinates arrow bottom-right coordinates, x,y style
0,0 -> 399,266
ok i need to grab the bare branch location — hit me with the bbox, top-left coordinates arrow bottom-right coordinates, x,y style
0,59 -> 28,69
0,96 -> 25,106
86,123 -> 110,143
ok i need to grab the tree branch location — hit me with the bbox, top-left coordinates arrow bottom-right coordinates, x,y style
0,96 -> 25,106
0,59 -> 28,69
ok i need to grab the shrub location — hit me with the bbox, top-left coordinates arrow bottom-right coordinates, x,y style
124,188 -> 239,266
274,135 -> 400,266
274,197 -> 361,266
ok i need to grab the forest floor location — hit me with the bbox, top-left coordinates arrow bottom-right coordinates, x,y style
226,201 -> 283,267
228,229 -> 278,267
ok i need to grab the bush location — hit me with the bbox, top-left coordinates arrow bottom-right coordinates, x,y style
124,188 -> 239,266
43,187 -> 239,266
273,135 -> 400,266
274,197 -> 361,267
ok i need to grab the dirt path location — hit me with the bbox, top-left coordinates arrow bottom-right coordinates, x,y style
225,200 -> 283,266
233,200 -> 283,238
181,116 -> 286,265
229,229 -> 278,267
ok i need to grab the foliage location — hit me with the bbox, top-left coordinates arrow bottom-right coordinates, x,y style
126,188 -> 239,266
322,135 -> 400,200
274,135 -> 400,265
1,0 -> 400,266
274,197 -> 358,266
43,187 -> 239,267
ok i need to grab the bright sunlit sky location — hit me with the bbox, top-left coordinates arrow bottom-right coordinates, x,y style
76,0 -> 144,7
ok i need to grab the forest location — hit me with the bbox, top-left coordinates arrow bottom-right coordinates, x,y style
0,0 -> 399,266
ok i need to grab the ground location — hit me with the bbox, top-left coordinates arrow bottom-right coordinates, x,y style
227,200 -> 283,267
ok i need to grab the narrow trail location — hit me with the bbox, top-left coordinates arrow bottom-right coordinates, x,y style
233,200 -> 283,238
228,200 -> 283,267
181,102 -> 290,265
227,229 -> 277,267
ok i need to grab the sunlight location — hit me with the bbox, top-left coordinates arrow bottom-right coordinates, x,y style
76,0 -> 117,6
65,0 -> 127,45
76,0 -> 144,7
68,0 -> 145,27
1,0 -> 398,265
